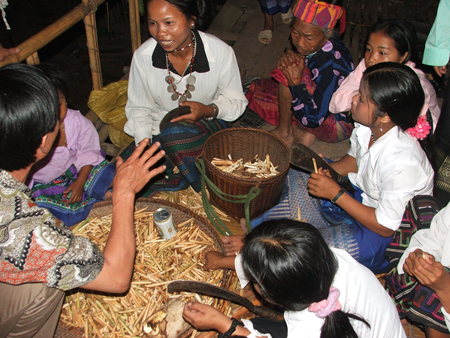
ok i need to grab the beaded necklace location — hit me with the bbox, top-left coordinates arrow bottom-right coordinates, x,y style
165,33 -> 196,103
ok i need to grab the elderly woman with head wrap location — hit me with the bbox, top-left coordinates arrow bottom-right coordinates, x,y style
270,0 -> 354,147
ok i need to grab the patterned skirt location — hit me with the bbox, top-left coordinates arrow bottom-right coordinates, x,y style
250,168 -> 392,273
259,0 -> 292,15
385,269 -> 450,333
245,77 -> 353,143
31,160 -> 115,227
120,119 -> 230,196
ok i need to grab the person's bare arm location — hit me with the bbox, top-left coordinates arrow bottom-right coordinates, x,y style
308,169 -> 394,237
80,140 -> 166,293
65,165 -> 93,203
328,154 -> 357,177
203,251 -> 236,271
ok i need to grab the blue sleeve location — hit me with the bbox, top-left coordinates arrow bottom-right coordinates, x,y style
423,0 -> 450,66
290,39 -> 353,128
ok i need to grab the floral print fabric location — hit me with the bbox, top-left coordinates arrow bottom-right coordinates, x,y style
0,170 -> 104,291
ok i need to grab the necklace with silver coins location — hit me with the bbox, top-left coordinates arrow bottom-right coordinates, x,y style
165,32 -> 196,103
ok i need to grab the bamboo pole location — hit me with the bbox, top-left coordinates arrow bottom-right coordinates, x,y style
83,0 -> 103,89
26,52 -> 40,65
129,0 -> 141,53
0,0 -> 106,68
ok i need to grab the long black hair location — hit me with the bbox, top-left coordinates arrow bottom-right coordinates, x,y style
146,0 -> 211,30
0,63 -> 59,171
368,19 -> 418,64
241,219 -> 370,338
362,62 -> 424,131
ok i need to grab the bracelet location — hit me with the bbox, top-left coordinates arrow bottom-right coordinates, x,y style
331,188 -> 346,205
223,318 -> 241,338
209,103 -> 219,119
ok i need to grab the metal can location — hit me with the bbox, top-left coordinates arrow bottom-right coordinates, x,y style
154,207 -> 177,239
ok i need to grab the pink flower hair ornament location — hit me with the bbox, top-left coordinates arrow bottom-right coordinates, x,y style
407,115 -> 431,140
308,287 -> 342,318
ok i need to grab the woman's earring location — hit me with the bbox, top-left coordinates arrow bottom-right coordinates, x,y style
190,24 -> 195,29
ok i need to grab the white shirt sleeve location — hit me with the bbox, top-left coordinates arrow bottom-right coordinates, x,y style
124,44 -> 159,145
206,41 -> 248,121
375,151 -> 433,231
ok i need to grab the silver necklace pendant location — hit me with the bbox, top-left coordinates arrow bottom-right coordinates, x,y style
165,75 -> 175,84
178,96 -> 187,103
171,92 -> 180,101
186,84 -> 195,91
168,84 -> 176,93
185,90 -> 192,99
186,75 -> 196,85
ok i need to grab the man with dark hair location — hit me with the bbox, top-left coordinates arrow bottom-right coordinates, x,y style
0,63 -> 166,337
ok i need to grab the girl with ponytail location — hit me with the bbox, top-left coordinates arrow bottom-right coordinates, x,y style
183,219 -> 406,337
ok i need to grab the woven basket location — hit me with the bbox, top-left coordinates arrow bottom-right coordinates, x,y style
55,198 -> 232,338
199,128 -> 290,220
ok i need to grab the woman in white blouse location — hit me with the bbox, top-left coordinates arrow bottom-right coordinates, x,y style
225,62 -> 434,275
183,220 -> 406,338
124,0 -> 247,191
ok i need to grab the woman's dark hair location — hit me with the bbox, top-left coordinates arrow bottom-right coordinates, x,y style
0,63 -> 59,171
362,62 -> 424,130
34,63 -> 71,105
369,19 -> 418,64
146,0 -> 211,30
241,219 -> 370,338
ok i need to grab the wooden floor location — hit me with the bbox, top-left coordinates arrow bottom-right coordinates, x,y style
206,0 -> 292,83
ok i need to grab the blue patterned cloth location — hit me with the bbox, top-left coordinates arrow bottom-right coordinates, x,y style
251,168 -> 393,274
290,37 -> 354,128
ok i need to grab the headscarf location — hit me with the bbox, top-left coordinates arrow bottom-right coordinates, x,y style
292,0 -> 346,35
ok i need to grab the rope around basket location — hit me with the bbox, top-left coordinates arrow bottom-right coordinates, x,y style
196,158 -> 261,234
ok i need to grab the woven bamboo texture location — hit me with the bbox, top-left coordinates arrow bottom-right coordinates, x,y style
200,128 -> 291,220
55,198 -> 236,338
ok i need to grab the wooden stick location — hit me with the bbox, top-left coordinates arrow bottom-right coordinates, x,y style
312,158 -> 318,173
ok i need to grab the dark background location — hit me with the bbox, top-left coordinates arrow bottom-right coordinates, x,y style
0,0 -> 227,114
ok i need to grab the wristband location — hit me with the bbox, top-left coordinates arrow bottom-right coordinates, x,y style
209,103 -> 219,119
331,188 -> 346,204
223,318 -> 241,338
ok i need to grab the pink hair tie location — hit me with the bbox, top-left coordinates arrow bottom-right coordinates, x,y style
308,287 -> 342,318
407,115 -> 431,140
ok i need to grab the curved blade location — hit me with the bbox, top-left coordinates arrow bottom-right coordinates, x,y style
168,280 -> 281,319
168,280 -> 255,310
290,143 -> 354,194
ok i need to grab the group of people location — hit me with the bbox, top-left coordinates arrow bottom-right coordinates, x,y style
1,0 -> 450,337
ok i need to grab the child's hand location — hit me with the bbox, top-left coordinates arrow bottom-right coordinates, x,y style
307,168 -> 341,200
64,180 -> 84,203
182,302 -> 231,333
